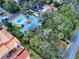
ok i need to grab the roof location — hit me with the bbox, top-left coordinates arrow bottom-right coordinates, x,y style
20,23 -> 36,33
0,29 -> 13,45
29,16 -> 42,26
6,37 -> 20,51
41,5 -> 49,12
33,4 -> 53,13
40,4 -> 53,13
32,2 -> 43,12
0,29 -> 30,59
20,16 -> 42,33
16,50 -> 30,59
10,45 -> 24,59
0,45 -> 9,58
29,16 -> 38,24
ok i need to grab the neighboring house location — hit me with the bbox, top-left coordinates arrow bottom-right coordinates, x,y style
20,16 -> 42,34
0,29 -> 30,59
40,4 -> 57,13
20,22 -> 36,33
32,2 -> 57,14
8,13 -> 28,27
29,16 -> 42,26
32,2 -> 43,12
35,4 -> 57,14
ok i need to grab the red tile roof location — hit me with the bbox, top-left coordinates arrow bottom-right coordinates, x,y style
0,29 -> 30,59
0,45 -> 9,58
0,29 -> 13,45
6,37 -> 20,51
40,4 -> 57,14
16,50 -> 30,59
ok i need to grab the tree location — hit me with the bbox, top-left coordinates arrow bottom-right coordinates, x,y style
64,0 -> 79,14
2,0 -> 20,13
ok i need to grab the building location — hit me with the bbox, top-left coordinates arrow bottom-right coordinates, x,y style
40,4 -> 57,13
29,16 -> 42,26
8,13 -> 28,27
20,16 -> 42,34
32,2 -> 57,14
0,29 -> 30,59
36,4 -> 57,14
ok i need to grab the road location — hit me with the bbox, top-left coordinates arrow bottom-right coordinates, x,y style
67,31 -> 79,59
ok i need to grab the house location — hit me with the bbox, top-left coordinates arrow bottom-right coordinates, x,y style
0,45 -> 10,58
16,50 -> 30,59
32,2 -> 57,14
20,23 -> 37,33
8,13 -> 28,27
35,4 -> 57,14
0,29 -> 30,59
29,16 -> 42,26
32,2 -> 43,12
40,4 -> 57,13
20,16 -> 42,34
